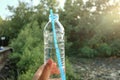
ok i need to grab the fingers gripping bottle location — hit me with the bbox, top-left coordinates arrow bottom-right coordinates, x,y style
44,13 -> 65,78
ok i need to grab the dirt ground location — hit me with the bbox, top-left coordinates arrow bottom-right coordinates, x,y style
71,57 -> 120,80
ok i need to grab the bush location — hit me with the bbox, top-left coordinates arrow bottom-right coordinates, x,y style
18,45 -> 44,80
110,39 -> 120,56
80,46 -> 97,58
66,57 -> 78,80
97,43 -> 112,57
9,21 -> 44,80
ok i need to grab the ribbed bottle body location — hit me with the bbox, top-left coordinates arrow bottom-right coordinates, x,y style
44,18 -> 65,78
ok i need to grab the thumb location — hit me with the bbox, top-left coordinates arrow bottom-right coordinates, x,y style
39,59 -> 53,80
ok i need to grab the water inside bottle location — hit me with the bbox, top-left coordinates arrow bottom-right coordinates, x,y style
44,18 -> 65,78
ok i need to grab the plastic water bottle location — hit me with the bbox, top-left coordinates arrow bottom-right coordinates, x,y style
44,14 -> 65,78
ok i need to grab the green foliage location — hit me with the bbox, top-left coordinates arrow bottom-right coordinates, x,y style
66,57 -> 80,80
0,1 -> 34,40
60,0 -> 120,57
9,21 -> 44,79
18,45 -> 44,80
18,69 -> 34,80
110,39 -> 120,56
80,46 -> 97,58
0,16 -> 3,24
97,43 -> 112,57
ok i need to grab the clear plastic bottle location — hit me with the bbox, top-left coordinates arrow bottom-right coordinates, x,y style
44,14 -> 65,78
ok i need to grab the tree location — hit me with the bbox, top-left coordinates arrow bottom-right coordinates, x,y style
60,0 -> 120,57
7,1 -> 34,38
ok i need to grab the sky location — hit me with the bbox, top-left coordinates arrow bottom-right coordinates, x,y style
0,0 -> 17,19
0,0 -> 65,19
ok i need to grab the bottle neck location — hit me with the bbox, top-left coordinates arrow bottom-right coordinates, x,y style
49,14 -> 59,22
49,19 -> 58,22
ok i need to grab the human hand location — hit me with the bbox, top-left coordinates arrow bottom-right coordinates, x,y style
32,59 -> 60,80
